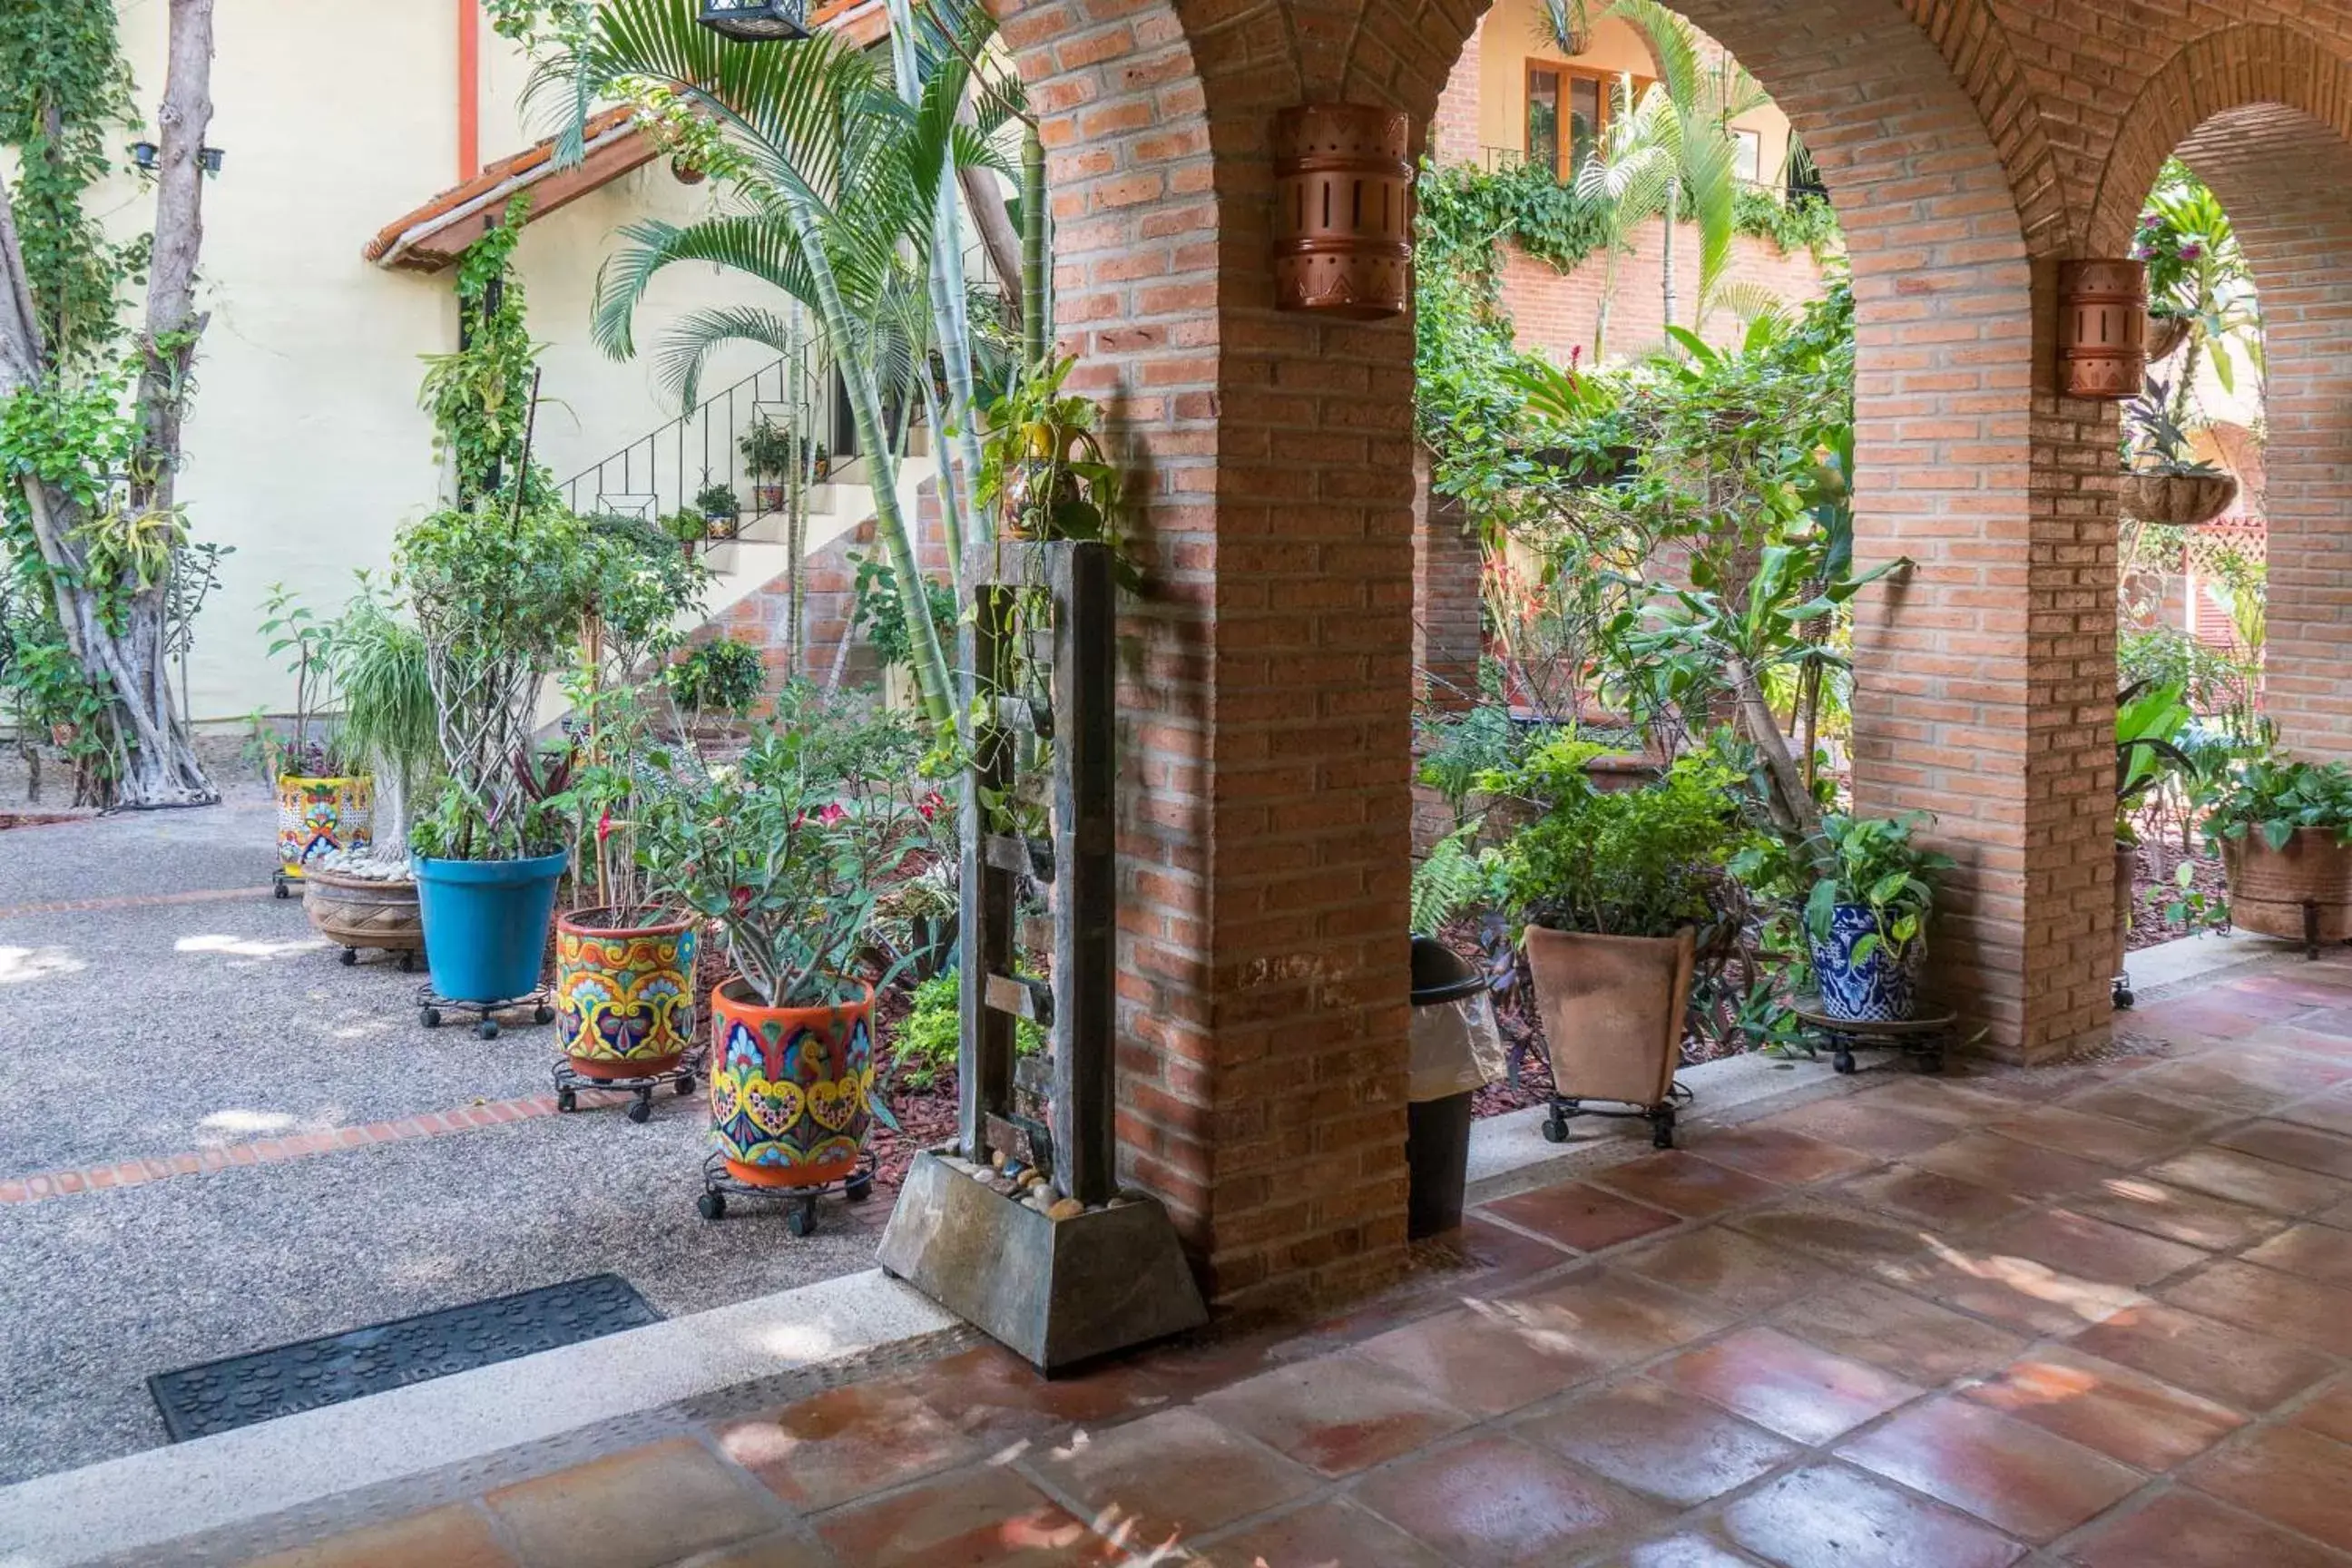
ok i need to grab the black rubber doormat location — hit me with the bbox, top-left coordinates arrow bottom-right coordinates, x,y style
147,1273 -> 662,1440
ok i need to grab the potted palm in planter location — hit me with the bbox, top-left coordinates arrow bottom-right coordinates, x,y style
259,584 -> 372,896
398,497 -> 600,1023
1802,813 -> 1953,1023
302,585 -> 439,967
1489,740 -> 1751,1149
740,419 -> 792,514
2204,754 -> 2352,945
2120,377 -> 2237,527
638,687 -> 927,1213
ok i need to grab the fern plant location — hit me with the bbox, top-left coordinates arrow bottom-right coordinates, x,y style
1412,827 -> 1498,935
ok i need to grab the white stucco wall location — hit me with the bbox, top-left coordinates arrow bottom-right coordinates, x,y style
105,0 -> 772,721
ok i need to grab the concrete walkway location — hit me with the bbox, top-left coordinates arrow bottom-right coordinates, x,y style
0,794 -> 883,1485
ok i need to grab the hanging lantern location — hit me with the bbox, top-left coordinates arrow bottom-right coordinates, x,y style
2056,259 -> 2147,399
1272,103 -> 1415,320
696,0 -> 812,42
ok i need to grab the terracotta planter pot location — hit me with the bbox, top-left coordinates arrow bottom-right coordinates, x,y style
555,907 -> 700,1081
302,866 -> 423,960
750,483 -> 788,513
709,980 -> 876,1189
276,775 -> 373,881
2120,471 -> 2239,527
1523,926 -> 1694,1109
2115,842 -> 2139,975
2222,828 -> 2352,943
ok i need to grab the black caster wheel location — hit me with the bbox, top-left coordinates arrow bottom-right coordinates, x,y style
626,1093 -> 652,1124
533,1004 -> 554,1025
1920,1051 -> 1945,1075
1651,1119 -> 1676,1151
339,946 -> 358,966
1541,1115 -> 1570,1145
845,1172 -> 873,1202
397,951 -> 417,974
698,1191 -> 727,1221
420,1006 -> 443,1029
785,1200 -> 815,1238
1833,1047 -> 1857,1075
556,1087 -> 577,1113
2112,982 -> 2135,1010
675,1073 -> 696,1096
274,882 -> 290,900
477,1017 -> 500,1041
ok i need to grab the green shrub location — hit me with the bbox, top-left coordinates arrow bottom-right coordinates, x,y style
892,972 -> 1043,1093
1800,812 -> 1952,965
668,637 -> 766,719
2204,755 -> 2352,852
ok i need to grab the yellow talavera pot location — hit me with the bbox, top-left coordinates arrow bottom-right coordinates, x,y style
276,775 -> 373,884
554,907 -> 700,1080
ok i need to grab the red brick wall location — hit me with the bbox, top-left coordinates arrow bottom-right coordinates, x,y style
1429,13 -> 1483,168
1495,224 -> 1832,364
1412,448 -> 1482,713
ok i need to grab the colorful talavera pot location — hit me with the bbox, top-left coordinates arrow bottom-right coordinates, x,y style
555,907 -> 699,1080
276,775 -> 373,881
709,980 -> 874,1189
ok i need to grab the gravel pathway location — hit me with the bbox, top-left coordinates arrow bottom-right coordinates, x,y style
0,793 -> 885,1485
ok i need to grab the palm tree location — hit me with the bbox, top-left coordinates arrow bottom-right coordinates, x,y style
536,0 -> 1016,725
1569,0 -> 1766,356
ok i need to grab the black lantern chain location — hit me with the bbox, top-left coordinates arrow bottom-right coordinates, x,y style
697,0 -> 813,41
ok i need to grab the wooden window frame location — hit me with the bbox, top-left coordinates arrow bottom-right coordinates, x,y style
1524,59 -> 1653,179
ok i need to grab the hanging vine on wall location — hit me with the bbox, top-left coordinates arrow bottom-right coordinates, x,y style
1732,188 -> 1840,260
1417,160 -> 1617,277
417,194 -> 548,508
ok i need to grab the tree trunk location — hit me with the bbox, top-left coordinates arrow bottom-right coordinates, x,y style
1661,180 -> 1679,335
0,0 -> 219,808
1021,125 -> 1048,369
960,162 -> 1022,328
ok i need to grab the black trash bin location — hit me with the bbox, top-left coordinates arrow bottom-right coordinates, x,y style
1406,936 -> 1504,1239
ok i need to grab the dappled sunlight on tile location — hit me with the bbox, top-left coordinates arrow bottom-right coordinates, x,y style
0,944 -> 86,985
197,1108 -> 299,1137
1913,1234 -> 2146,1328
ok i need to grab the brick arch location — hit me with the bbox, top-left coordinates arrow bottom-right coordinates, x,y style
2177,105 -> 2352,761
2085,23 -> 2352,257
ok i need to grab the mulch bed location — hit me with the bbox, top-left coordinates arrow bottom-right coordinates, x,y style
2127,832 -> 2230,951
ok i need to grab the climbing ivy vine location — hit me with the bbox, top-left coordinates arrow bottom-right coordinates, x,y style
416,195 -> 549,507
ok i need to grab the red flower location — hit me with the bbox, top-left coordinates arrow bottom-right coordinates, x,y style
918,791 -> 945,820
818,802 -> 847,827
730,886 -> 751,913
595,808 -> 612,844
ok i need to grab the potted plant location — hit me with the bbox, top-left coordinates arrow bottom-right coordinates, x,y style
1489,740 -> 1751,1148
668,637 -> 767,744
695,479 -> 741,542
398,497 -> 601,1014
1802,812 -> 1953,1023
2113,681 -> 2194,1002
302,583 -> 440,966
740,419 -> 793,513
258,583 -> 371,895
975,357 -> 1123,544
2204,754 -> 2352,944
638,686 -> 928,1198
2120,377 -> 2237,527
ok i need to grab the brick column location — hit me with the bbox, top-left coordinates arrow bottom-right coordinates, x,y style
1413,448 -> 1481,713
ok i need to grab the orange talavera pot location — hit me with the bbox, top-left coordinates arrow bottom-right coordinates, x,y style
708,980 -> 875,1189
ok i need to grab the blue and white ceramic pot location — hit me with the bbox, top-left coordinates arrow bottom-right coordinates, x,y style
1808,903 -> 1925,1023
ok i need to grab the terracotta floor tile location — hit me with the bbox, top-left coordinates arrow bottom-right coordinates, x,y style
2207,1042 -> 2352,1094
1503,1265 -> 1737,1367
816,1463 -> 1113,1566
2276,1092 -> 2352,1139
2227,972 -> 2352,1008
1745,1099 -> 1962,1161
2141,989 -> 2307,1035
1615,1226 -> 1842,1315
239,1505 -> 515,1568
2161,1259 -> 2352,1356
2214,1121 -> 2352,1181
1519,1377 -> 1798,1505
1961,1346 -> 2243,1471
1987,1105 -> 2189,1168
1836,1165 -> 2032,1231
1359,1434 -> 1660,1568
2069,1301 -> 2341,1412
689,1529 -> 842,1568
1855,1077 -> 2030,1127
2240,1220 -> 2352,1287
1654,1325 -> 1921,1445
1909,1132 -> 2113,1200
1770,1278 -> 2028,1386
720,1381 -> 985,1512
1684,1127 -> 1877,1186
1020,1406 -> 1318,1544
1191,1499 -> 1448,1568
1836,1396 -> 2141,1544
894,1345 -> 1171,1448
1485,1181 -> 1684,1252
1195,1353 -> 1472,1477
485,1438 -> 785,1568
1353,1300 -> 1606,1416
1976,1207 -> 2210,1288
1719,1464 -> 2026,1568
1865,1239 -> 2148,1339
2145,1146 -> 2352,1215
1726,1200 -> 1938,1273
1592,1151 -> 1788,1218
1448,1211 -> 1586,1286
2292,1007 -> 2352,1042
2063,1487 -> 2349,1568
2060,1173 -> 2291,1252
2127,1060 -> 2302,1119
2186,1424 -> 2352,1552
1602,1533 -> 1768,1568
2059,1083 -> 2236,1138
2292,1377 -> 2352,1445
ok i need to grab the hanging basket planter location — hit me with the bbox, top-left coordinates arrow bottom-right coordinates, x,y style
2120,471 -> 2239,527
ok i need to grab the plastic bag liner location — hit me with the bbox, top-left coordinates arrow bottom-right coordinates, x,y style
1409,936 -> 1507,1102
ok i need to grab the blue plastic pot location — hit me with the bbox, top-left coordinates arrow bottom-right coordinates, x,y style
414,850 -> 570,1004
1808,902 -> 1926,1023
